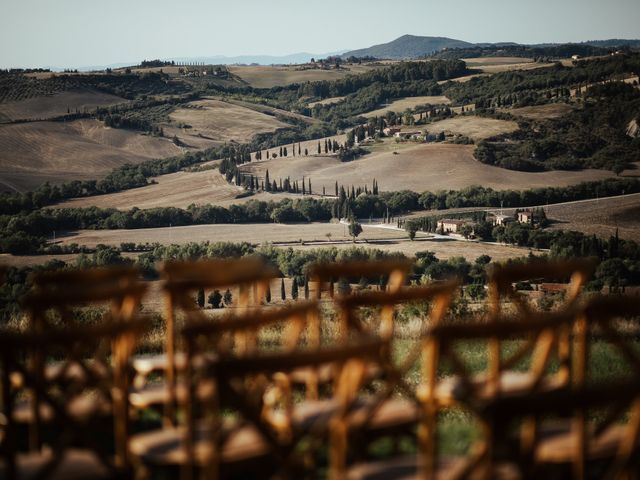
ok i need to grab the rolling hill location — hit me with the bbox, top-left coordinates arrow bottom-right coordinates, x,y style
341,35 -> 473,59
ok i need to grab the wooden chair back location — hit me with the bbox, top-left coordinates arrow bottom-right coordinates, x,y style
195,336 -> 388,480
424,307 -> 582,477
24,265 -> 147,332
306,259 -> 413,346
0,319 -> 149,480
159,257 -> 278,424
485,258 -> 596,394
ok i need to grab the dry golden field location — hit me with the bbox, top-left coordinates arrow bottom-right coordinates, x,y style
462,57 -> 556,73
228,64 -> 378,88
0,119 -> 183,193
240,141 -> 614,194
165,98 -> 290,147
507,103 -> 574,120
541,193 -> 640,240
53,221 -> 536,265
222,98 -> 319,125
307,96 -> 347,108
0,89 -> 126,122
423,116 -> 518,140
58,222 -> 406,248
363,96 -> 451,118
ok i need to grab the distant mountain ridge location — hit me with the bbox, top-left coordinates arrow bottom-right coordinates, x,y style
341,35 -> 640,60
341,35 -> 474,59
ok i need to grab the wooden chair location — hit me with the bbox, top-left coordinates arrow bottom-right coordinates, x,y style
129,299 -> 386,480
0,319 -> 149,480
130,257 -> 278,425
12,268 -> 147,449
425,259 -> 595,416
26,265 -> 146,331
422,307 -> 588,478
520,294 -> 640,479
288,259 -> 413,397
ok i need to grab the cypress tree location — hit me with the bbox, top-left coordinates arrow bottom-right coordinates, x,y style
298,143 -> 302,155
281,278 -> 286,301
265,284 -> 271,303
308,178 -> 311,194
335,181 -> 339,196
317,142 -> 321,154
291,277 -> 299,300
197,288 -> 205,308
304,278 -> 309,299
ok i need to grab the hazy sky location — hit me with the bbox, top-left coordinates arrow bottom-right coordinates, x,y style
1,0 -> 639,68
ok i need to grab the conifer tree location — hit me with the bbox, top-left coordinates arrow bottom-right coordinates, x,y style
317,142 -> 321,154
308,178 -> 311,195
281,278 -> 286,301
197,288 -> 205,308
304,148 -> 308,156
291,277 -> 299,300
265,284 -> 271,303
304,278 -> 309,299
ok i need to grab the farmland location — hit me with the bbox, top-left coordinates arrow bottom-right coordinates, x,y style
0,89 -> 126,122
240,141 -> 614,194
542,193 -> 640,240
508,103 -> 575,120
0,119 -> 182,192
55,222 -> 535,263
164,98 -> 290,148
462,56 -> 556,73
228,64 -> 379,88
363,95 -> 451,118
423,116 -> 518,140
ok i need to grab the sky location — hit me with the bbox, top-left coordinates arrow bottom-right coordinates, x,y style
1,0 -> 639,69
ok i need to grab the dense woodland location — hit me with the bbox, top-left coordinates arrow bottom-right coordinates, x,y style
474,82 -> 640,172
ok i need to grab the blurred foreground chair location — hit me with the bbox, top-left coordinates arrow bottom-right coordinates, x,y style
516,294 -> 640,479
130,257 -> 278,425
0,319 -> 149,480
288,259 -> 413,397
26,265 -> 146,331
129,299 -> 386,479
12,267 -> 147,451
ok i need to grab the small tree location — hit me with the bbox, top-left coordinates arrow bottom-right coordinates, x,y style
265,283 -> 271,303
208,290 -> 222,308
349,220 -> 363,243
291,277 -> 299,300
281,278 -> 286,301
407,225 -> 417,241
304,278 -> 310,299
197,288 -> 205,308
223,288 -> 233,306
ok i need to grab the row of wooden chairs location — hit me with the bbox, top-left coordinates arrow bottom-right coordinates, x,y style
1,256 -> 638,479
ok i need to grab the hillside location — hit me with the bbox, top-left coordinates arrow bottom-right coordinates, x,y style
341,35 -> 473,59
